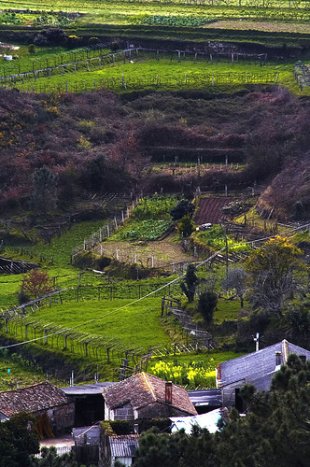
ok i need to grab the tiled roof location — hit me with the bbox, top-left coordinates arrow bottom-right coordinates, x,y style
218,340 -> 310,389
0,381 -> 70,417
109,435 -> 139,458
103,372 -> 197,416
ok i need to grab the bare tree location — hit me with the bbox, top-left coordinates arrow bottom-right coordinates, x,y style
223,268 -> 248,308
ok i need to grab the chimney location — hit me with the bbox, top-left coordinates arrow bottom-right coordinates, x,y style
275,351 -> 282,369
165,381 -> 173,405
281,339 -> 289,364
216,364 -> 222,388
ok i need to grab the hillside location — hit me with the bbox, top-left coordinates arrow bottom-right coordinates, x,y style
0,87 -> 309,223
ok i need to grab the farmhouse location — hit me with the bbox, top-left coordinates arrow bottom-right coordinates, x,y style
217,339 -> 310,409
0,381 -> 74,436
102,372 -> 197,421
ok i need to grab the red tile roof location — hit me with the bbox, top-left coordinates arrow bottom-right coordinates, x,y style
103,372 -> 197,416
0,382 -> 70,417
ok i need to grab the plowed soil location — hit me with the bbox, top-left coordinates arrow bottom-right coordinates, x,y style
195,197 -> 234,224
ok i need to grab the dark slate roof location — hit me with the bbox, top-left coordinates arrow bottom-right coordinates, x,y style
102,372 -> 197,416
0,382 -> 70,417
188,389 -> 222,408
218,340 -> 310,391
109,435 -> 139,458
62,382 -> 114,396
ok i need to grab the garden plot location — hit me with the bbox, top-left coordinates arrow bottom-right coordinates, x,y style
195,197 -> 238,225
96,239 -> 196,270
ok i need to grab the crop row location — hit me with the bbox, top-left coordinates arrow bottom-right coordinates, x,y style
1,0 -> 310,25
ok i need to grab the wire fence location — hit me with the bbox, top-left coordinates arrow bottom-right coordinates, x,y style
13,70 -> 280,94
0,47 -> 140,85
294,62 -> 310,89
71,196 -> 141,263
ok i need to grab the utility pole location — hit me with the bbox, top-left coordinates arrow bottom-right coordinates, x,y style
223,225 -> 229,281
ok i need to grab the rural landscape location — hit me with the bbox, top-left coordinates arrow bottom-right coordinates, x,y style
0,0 -> 309,465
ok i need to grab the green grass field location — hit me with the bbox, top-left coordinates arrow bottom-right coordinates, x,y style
7,55 -> 308,95
16,298 -> 170,352
1,0 -> 310,26
0,220 -> 107,309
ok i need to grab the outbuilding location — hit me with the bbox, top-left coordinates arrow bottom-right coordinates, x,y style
0,381 -> 74,436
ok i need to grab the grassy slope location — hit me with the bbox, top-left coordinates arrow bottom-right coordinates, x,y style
0,220 -> 105,309
0,354 -> 61,391
12,56 -> 309,96
22,298 -> 170,351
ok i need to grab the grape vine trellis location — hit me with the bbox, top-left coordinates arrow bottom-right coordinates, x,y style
14,71 -> 280,94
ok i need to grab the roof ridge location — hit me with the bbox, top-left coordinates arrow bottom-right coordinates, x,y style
0,380 -> 51,395
141,372 -> 157,402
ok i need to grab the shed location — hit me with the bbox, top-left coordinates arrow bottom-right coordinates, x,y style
62,382 -> 113,426
101,434 -> 139,467
0,381 -> 74,435
217,339 -> 310,409
102,372 -> 197,421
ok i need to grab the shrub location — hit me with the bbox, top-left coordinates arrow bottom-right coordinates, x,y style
110,420 -> 132,435
171,199 -> 194,221
198,291 -> 218,324
178,214 -> 194,238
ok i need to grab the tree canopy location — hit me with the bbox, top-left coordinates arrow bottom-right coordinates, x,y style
246,236 -> 302,315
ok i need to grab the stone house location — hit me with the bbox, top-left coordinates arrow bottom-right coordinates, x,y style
102,372 -> 197,421
0,381 -> 74,436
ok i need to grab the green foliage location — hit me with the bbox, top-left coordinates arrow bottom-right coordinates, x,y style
0,12 -> 22,25
142,15 -> 209,27
246,236 -> 303,314
18,298 -> 170,352
111,196 -> 177,241
217,355 -> 310,467
30,446 -> 78,466
170,199 -> 194,221
150,359 -> 216,388
177,214 -> 194,238
284,299 -> 310,348
111,219 -> 171,241
0,351 -> 53,391
180,264 -> 198,302
194,225 -> 250,253
139,418 -> 171,434
110,420 -> 132,435
134,426 -> 217,467
0,414 -> 39,467
198,291 -> 218,324
133,196 -> 178,221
